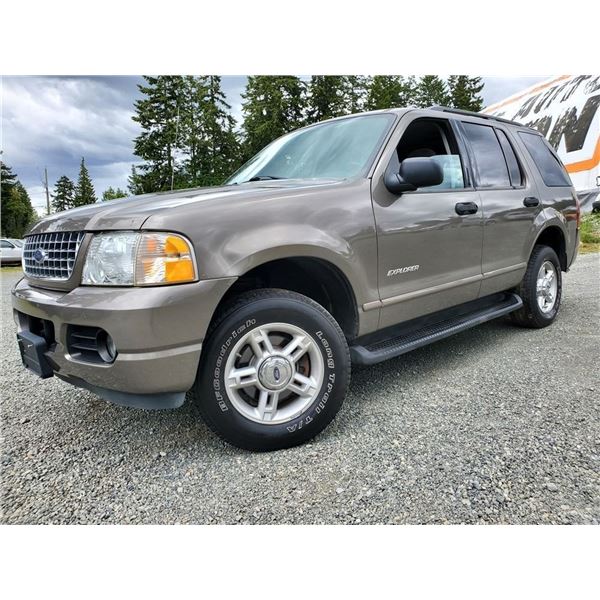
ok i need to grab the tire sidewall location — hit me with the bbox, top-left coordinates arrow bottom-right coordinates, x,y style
197,296 -> 349,450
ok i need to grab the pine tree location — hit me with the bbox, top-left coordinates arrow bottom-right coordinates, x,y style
366,76 -> 417,110
181,76 -> 240,186
102,187 -> 127,201
1,163 -> 36,238
343,76 -> 371,114
307,76 -> 347,124
128,165 -> 145,195
132,76 -> 188,192
448,75 -> 484,112
415,75 -> 451,108
51,175 -> 75,212
1,161 -> 17,201
73,158 -> 97,206
241,76 -> 307,159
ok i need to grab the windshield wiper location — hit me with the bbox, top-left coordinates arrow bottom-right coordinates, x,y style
245,175 -> 285,182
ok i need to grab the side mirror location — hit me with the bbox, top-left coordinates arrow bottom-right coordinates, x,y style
384,157 -> 444,195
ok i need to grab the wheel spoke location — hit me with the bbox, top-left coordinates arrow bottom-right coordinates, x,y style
227,365 -> 258,389
286,372 -> 318,398
256,390 -> 280,421
281,334 -> 311,363
248,328 -> 274,360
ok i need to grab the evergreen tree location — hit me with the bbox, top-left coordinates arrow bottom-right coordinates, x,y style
241,76 -> 307,159
366,76 -> 417,110
178,76 -> 208,187
448,75 -> 484,112
1,163 -> 36,238
1,161 -> 17,201
343,76 -> 371,113
415,75 -> 451,108
51,175 -> 75,212
132,76 -> 188,192
128,165 -> 145,195
102,186 -> 127,201
73,158 -> 97,206
181,76 -> 240,186
307,76 -> 347,123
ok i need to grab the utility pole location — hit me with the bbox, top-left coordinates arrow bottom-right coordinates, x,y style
44,167 -> 51,215
171,104 -> 180,191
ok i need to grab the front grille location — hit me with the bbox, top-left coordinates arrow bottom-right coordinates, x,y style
23,232 -> 85,280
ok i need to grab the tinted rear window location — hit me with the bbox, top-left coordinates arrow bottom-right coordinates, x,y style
462,122 -> 511,188
518,132 -> 571,187
496,129 -> 523,187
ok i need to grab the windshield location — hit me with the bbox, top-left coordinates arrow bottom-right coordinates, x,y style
226,114 -> 395,185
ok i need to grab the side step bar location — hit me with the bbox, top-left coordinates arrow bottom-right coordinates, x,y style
350,292 -> 523,366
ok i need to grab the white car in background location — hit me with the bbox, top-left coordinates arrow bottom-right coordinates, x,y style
1,238 -> 24,265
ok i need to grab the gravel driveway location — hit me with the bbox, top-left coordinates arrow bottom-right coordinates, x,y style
2,255 -> 599,524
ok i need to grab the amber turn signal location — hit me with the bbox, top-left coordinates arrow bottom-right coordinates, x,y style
135,233 -> 197,285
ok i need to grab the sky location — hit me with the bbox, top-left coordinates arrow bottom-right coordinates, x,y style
1,76 -> 548,215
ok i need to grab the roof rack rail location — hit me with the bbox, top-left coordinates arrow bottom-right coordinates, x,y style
428,105 -> 523,127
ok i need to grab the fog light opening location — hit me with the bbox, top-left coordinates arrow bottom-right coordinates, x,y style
97,330 -> 118,363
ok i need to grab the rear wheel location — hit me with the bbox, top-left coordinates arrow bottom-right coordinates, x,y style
511,245 -> 562,328
190,289 -> 350,451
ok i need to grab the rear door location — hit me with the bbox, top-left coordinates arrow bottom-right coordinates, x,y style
371,113 -> 483,329
515,131 -> 578,261
458,120 -> 540,296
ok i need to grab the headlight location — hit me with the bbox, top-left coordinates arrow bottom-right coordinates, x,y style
82,232 -> 197,286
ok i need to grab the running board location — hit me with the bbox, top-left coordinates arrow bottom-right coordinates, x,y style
350,292 -> 523,366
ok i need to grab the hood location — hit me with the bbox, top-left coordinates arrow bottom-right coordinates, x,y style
27,179 -> 342,235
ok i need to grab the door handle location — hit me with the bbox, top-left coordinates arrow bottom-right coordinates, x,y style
455,201 -> 478,215
523,196 -> 540,207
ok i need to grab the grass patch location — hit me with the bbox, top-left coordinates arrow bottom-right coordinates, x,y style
0,266 -> 23,273
579,212 -> 600,253
580,212 -> 600,244
579,241 -> 600,254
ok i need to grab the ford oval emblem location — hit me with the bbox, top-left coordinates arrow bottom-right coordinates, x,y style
33,248 -> 47,264
273,366 -> 281,381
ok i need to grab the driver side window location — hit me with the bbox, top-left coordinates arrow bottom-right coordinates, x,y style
388,118 -> 467,190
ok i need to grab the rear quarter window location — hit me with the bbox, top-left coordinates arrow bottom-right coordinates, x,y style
518,132 -> 572,187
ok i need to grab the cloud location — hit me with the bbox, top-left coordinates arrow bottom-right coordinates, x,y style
2,76 -> 143,214
2,75 -> 550,215
481,76 -> 548,107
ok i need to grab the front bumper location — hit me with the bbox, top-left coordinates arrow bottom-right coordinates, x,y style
11,276 -> 236,408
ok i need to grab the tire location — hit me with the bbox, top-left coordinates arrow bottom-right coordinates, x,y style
189,288 -> 351,451
510,245 -> 562,328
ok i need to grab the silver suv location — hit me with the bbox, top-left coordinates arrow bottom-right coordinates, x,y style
12,106 -> 580,450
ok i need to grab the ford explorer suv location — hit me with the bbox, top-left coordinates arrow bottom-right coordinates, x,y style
12,106 -> 580,451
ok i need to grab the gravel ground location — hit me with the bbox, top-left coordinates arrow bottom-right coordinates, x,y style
1,255 -> 599,525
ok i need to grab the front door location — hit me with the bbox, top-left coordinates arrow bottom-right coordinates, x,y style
370,114 -> 484,330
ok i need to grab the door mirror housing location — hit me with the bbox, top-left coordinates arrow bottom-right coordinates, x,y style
384,157 -> 444,195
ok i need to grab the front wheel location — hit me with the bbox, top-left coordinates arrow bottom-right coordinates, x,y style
511,245 -> 562,328
190,289 -> 351,451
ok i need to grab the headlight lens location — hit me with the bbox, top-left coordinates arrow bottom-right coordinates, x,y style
82,232 -> 196,286
82,232 -> 138,286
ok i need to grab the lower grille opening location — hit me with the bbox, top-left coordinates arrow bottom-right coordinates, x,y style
67,325 -> 117,364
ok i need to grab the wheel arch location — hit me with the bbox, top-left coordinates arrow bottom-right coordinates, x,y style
532,224 -> 568,271
212,254 -> 360,341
